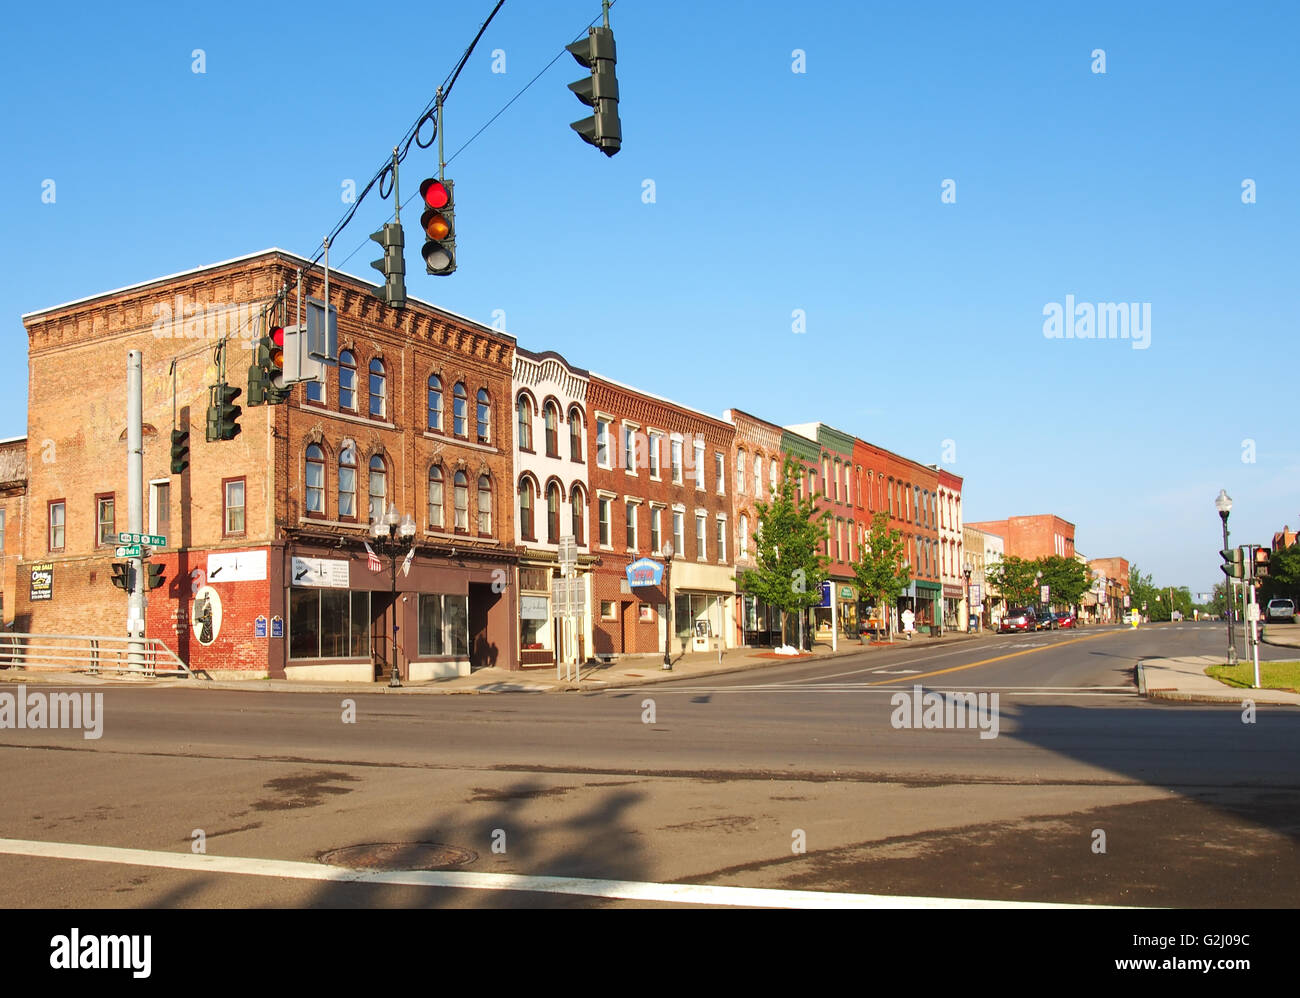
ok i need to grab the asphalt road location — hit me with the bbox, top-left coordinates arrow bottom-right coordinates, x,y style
1,622 -> 1296,908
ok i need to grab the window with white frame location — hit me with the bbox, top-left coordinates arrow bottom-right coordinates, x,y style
716,516 -> 726,562
598,496 -> 611,547
623,424 -> 636,473
649,432 -> 662,478
670,438 -> 683,483
672,509 -> 684,554
695,512 -> 707,560
754,454 -> 762,497
737,450 -> 746,493
650,505 -> 662,552
693,441 -> 705,489
738,513 -> 748,558
625,500 -> 638,551
715,452 -> 725,494
596,418 -> 611,468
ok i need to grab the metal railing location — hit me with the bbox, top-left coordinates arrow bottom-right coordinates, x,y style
0,632 -> 192,678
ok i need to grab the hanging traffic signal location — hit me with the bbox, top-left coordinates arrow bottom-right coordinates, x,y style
1220,547 -> 1244,580
146,563 -> 166,590
265,325 -> 289,404
207,383 -> 243,441
566,25 -> 621,156
169,428 -> 190,474
369,222 -> 407,306
1255,547 -> 1270,580
110,562 -> 133,591
419,178 -> 455,276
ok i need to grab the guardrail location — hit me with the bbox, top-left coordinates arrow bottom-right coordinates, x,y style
0,632 -> 191,678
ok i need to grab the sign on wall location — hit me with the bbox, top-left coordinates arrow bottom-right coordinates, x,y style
207,550 -> 268,583
625,558 -> 664,587
290,557 -> 350,589
29,563 -> 53,601
192,585 -> 223,646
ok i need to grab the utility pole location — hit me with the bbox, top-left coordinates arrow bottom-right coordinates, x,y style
127,350 -> 146,670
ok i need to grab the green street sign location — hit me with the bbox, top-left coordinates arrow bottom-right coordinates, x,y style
117,532 -> 166,547
115,545 -> 142,558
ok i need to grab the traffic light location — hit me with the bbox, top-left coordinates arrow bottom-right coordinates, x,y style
169,428 -> 189,475
1220,546 -> 1244,580
264,325 -> 289,404
207,383 -> 242,441
419,178 -> 455,276
369,222 -> 407,306
146,563 -> 165,590
110,562 -> 133,591
1255,547 -> 1270,580
566,25 -> 621,156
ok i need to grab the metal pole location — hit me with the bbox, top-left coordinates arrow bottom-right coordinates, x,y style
1220,511 -> 1237,665
127,351 -> 146,671
389,536 -> 402,687
662,559 -> 673,670
830,580 -> 838,652
1250,581 -> 1261,689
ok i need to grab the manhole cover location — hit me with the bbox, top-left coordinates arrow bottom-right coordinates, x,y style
318,842 -> 478,871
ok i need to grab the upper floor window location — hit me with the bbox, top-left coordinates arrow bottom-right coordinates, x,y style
695,512 -> 707,560
569,408 -> 584,462
429,465 -> 444,529
368,456 -> 387,523
544,483 -> 559,543
739,513 -> 749,558
596,419 -> 611,468
369,358 -> 386,419
306,445 -> 325,515
540,402 -> 558,457
623,425 -> 637,473
518,478 -> 535,540
307,378 -> 324,405
648,432 -> 662,478
625,501 -> 638,550
715,452 -> 725,494
737,450 -> 746,493
477,476 -> 492,534
96,493 -> 115,547
476,389 -> 491,444
224,479 -> 246,536
452,383 -> 467,438
570,485 -> 586,545
338,443 -> 357,519
598,496 -> 611,547
428,375 -> 443,431
693,441 -> 705,489
517,395 -> 533,451
769,459 -> 777,494
453,471 -> 469,531
754,454 -> 762,498
671,439 -> 683,483
338,350 -> 357,411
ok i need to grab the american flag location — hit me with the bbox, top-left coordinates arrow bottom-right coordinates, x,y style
364,541 -> 382,573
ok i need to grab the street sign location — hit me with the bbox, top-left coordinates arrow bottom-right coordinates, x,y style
118,532 -> 165,547
115,545 -> 143,558
970,583 -> 982,603
1040,584 -> 1050,604
558,535 -> 578,574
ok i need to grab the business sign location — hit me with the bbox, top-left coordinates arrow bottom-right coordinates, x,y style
29,563 -> 53,601
255,615 -> 268,638
207,550 -> 268,583
271,615 -> 284,638
820,580 -> 832,608
520,595 -> 549,620
1123,595 -> 1131,608
625,558 -> 664,587
192,585 -> 223,646
290,557 -> 350,589
839,585 -> 854,600
970,583 -> 982,603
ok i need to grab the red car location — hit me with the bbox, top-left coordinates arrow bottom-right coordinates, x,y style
1055,610 -> 1077,629
999,607 -> 1037,633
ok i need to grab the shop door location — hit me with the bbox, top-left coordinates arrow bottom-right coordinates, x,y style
371,592 -> 393,680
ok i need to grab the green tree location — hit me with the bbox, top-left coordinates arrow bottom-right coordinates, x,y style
745,454 -> 831,651
1038,555 -> 1091,608
1261,544 -> 1300,604
985,556 -> 1039,608
851,510 -> 912,643
1128,564 -> 1158,618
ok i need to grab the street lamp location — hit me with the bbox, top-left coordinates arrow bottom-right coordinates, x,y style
371,503 -> 417,687
963,561 -> 973,632
662,541 -> 675,671
1215,489 -> 1238,665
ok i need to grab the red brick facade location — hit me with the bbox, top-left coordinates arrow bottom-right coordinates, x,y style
967,515 -> 1076,561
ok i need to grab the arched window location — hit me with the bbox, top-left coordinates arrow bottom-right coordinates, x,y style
428,465 -> 444,529
338,350 -> 357,411
770,459 -> 778,495
369,358 -> 386,419
571,485 -> 585,544
754,453 -> 762,497
428,375 -> 443,431
546,482 -> 561,543
518,478 -> 534,539
338,442 -> 357,519
476,389 -> 491,444
477,475 -> 492,534
453,383 -> 468,438
454,471 -> 469,531
544,402 -> 559,457
569,408 -> 584,462
739,513 -> 749,557
516,395 -> 532,450
368,455 -> 387,522
737,450 -> 747,493
305,445 -> 325,515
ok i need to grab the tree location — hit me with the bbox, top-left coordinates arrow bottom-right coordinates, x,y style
1261,544 -> 1300,604
984,556 -> 1040,608
1038,555 -> 1091,608
744,454 -> 831,651
851,511 -> 912,643
1128,564 -> 1158,618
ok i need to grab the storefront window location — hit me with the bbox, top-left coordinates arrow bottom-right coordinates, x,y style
290,588 -> 370,659
418,593 -> 470,658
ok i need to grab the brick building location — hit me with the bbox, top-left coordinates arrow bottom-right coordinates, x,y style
587,376 -> 735,658
935,467 -> 966,629
0,436 -> 26,627
723,408 -> 784,646
512,348 -> 594,668
1087,556 -> 1130,623
17,249 -> 519,680
966,514 -> 1076,562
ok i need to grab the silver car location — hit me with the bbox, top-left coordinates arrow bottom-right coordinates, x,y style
1266,598 -> 1295,622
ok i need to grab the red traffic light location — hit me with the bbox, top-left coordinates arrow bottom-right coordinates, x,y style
270,325 -> 285,348
420,178 -> 449,210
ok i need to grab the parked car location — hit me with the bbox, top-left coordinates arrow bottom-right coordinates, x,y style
1266,598 -> 1296,622
1000,607 -> 1037,633
1055,610 -> 1077,629
1037,611 -> 1057,631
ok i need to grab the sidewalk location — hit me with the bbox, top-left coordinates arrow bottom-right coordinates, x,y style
1140,654 -> 1300,705
0,629 -> 986,695
1260,620 -> 1300,649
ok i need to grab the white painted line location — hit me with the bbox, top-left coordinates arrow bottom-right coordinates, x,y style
618,685 -> 1137,696
871,669 -> 923,675
0,837 -> 1111,909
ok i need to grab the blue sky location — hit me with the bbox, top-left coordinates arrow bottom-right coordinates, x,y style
2,1 -> 1296,593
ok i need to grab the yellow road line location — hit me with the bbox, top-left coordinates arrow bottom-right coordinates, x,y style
863,630 -> 1120,686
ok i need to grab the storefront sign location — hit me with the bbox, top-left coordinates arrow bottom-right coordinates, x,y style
207,550 -> 268,583
625,558 -> 663,587
29,563 -> 53,601
192,585 -> 222,646
271,615 -> 284,638
290,557 -> 350,589
521,595 -> 549,620
839,585 -> 853,599
255,615 -> 267,638
970,583 -> 982,603
820,580 -> 832,608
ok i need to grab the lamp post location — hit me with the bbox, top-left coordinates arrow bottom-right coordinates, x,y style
963,562 -> 973,632
371,503 -> 417,687
1215,489 -> 1237,665
661,541 -> 674,670
1035,569 -> 1043,619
